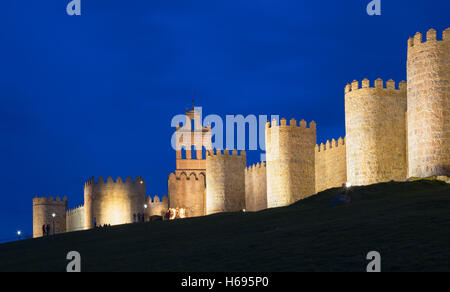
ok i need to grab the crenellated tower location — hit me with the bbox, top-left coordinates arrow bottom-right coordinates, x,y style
33,196 -> 68,238
206,150 -> 246,215
84,176 -> 146,228
169,106 -> 212,217
407,28 -> 450,177
345,79 -> 407,186
265,118 -> 317,208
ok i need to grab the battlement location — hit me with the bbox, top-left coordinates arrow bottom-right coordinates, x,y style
245,162 -> 266,172
148,195 -> 169,204
316,137 -> 346,153
66,205 -> 84,215
266,118 -> 316,130
408,28 -> 450,48
345,79 -> 406,93
206,149 -> 246,158
84,176 -> 145,187
33,196 -> 68,205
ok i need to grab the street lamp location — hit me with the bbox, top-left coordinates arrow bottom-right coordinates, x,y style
143,204 -> 148,222
17,230 -> 21,240
52,213 -> 56,235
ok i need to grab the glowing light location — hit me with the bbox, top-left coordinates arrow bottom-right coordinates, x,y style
169,208 -> 177,220
345,182 -> 352,188
17,231 -> 21,236
52,213 -> 56,218
179,208 -> 186,218
144,204 -> 148,209
243,209 -> 246,213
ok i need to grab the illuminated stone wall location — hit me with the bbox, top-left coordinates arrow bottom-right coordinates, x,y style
168,172 -> 206,217
32,196 -> 67,238
245,162 -> 267,212
206,150 -> 246,215
84,176 -> 146,228
66,205 -> 85,232
266,118 -> 317,208
315,137 -> 347,193
345,79 -> 407,186
145,195 -> 169,218
407,28 -> 450,177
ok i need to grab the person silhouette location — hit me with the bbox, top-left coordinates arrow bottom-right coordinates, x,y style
46,224 -> 50,236
42,224 -> 46,236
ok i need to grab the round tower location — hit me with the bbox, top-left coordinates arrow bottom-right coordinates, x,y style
33,196 -> 67,238
345,79 -> 407,186
168,172 -> 206,217
205,150 -> 246,215
407,28 -> 450,177
265,118 -> 317,208
84,176 -> 146,228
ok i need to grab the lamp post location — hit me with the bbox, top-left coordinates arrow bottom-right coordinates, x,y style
17,230 -> 21,241
52,213 -> 56,235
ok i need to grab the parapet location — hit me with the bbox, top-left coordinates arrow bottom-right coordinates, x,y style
345,79 -> 406,93
66,205 -> 84,215
408,28 -> 450,48
265,118 -> 316,130
206,149 -> 246,158
245,161 -> 267,173
84,176 -> 145,187
148,195 -> 169,204
315,137 -> 346,153
33,196 -> 68,205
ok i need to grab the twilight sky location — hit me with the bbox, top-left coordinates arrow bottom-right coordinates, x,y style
0,0 -> 448,241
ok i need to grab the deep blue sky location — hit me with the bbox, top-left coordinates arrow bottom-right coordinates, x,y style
0,0 -> 448,241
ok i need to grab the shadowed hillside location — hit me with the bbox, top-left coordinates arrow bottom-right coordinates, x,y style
1,180 -> 449,272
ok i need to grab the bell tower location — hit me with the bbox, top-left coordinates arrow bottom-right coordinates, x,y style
168,104 -> 212,218
174,105 -> 212,173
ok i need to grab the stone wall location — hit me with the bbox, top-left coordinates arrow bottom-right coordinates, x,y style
33,196 -> 67,238
345,79 -> 407,186
245,162 -> 267,212
266,118 -> 317,208
66,205 -> 85,232
168,172 -> 206,217
84,176 -> 146,228
206,150 -> 246,215
145,195 -> 169,218
315,137 -> 347,193
407,28 -> 450,177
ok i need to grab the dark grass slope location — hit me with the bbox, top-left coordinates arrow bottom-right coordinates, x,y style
1,180 -> 449,272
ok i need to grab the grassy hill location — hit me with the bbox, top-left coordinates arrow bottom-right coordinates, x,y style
1,180 -> 449,272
